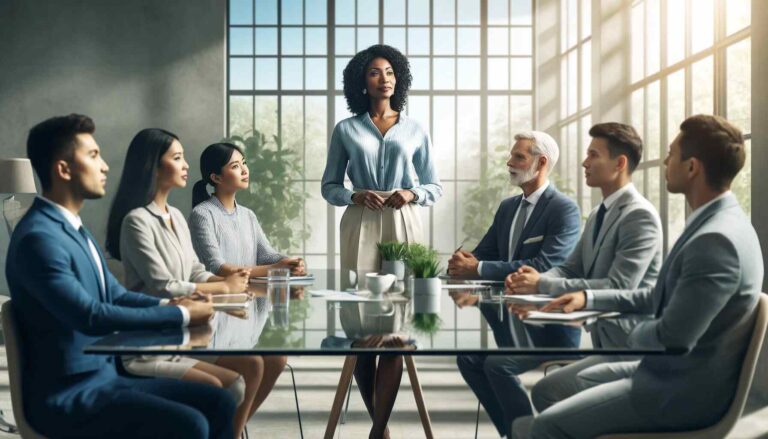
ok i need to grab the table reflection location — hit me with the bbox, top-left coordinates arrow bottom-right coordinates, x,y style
86,270 -> 681,356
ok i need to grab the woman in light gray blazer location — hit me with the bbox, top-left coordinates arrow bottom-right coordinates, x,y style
106,128 -> 263,437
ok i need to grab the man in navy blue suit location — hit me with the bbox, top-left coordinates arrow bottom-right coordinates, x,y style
449,131 -> 581,438
7,114 -> 236,438
448,131 -> 580,281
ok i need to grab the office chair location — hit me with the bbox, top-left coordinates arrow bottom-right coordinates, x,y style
599,293 -> 768,439
1,300 -> 47,438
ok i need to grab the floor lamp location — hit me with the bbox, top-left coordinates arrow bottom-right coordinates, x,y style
0,158 -> 37,235
0,158 -> 36,433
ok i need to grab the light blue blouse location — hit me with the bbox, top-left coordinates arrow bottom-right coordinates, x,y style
321,112 -> 443,206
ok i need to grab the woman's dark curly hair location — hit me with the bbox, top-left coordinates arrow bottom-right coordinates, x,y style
343,44 -> 412,115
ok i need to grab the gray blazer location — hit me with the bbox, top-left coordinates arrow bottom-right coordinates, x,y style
591,193 -> 763,428
536,186 -> 663,347
120,202 -> 214,298
538,185 -> 662,296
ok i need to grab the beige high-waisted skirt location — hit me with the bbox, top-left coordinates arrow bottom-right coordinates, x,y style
340,190 -> 425,290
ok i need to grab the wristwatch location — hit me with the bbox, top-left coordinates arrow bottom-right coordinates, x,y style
409,189 -> 419,202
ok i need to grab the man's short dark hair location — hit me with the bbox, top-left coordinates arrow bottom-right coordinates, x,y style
679,114 -> 745,190
27,114 -> 95,191
588,122 -> 643,174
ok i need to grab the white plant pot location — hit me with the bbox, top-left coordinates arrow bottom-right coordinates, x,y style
411,277 -> 441,314
381,260 -> 406,281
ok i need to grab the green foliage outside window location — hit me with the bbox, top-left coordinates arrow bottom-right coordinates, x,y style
461,144 -> 579,251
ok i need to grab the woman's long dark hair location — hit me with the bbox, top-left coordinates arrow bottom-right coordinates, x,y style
192,142 -> 244,208
106,128 -> 179,260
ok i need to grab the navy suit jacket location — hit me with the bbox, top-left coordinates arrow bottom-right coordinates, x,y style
472,184 -> 581,281
6,198 -> 183,406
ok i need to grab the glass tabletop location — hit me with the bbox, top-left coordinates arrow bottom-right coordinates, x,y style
86,270 -> 681,356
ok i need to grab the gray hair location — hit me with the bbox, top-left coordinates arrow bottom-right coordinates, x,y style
513,130 -> 560,169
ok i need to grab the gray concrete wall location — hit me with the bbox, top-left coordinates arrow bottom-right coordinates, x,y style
0,0 -> 227,291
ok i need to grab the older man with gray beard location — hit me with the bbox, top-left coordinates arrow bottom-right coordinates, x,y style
448,131 -> 580,282
449,131 -> 581,438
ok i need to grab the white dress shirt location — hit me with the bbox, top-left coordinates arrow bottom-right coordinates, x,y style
478,180 -> 550,276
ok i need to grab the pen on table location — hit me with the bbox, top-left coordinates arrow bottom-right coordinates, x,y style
454,237 -> 469,253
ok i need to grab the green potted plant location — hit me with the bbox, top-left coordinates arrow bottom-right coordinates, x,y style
405,243 -> 442,315
376,241 -> 409,280
222,129 -> 310,252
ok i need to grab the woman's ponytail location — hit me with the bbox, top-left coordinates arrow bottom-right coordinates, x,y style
192,179 -> 210,208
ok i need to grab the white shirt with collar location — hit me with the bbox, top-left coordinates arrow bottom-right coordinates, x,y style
478,180 -> 550,276
601,182 -> 637,211
41,196 -> 189,326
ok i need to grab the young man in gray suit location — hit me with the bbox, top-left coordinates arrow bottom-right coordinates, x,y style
505,123 -> 663,414
512,115 -> 763,438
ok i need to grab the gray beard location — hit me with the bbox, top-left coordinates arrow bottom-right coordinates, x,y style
508,166 -> 539,187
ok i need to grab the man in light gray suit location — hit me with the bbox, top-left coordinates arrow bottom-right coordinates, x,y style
505,123 -> 663,414
512,114 -> 763,438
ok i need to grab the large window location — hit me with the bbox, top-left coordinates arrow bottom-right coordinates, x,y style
228,0 -> 535,270
629,0 -> 751,253
556,0 -> 592,215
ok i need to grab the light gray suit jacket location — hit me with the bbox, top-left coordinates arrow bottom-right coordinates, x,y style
538,185 -> 662,296
590,193 -> 763,428
120,202 -> 214,298
537,186 -> 663,347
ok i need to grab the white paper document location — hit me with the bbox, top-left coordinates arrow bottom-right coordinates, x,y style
250,274 -> 316,284
504,294 -> 554,305
440,284 -> 491,290
524,310 -> 605,321
212,302 -> 250,310
309,289 -> 376,302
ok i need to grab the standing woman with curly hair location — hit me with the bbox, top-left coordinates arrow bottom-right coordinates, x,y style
321,44 -> 442,439
322,44 -> 442,288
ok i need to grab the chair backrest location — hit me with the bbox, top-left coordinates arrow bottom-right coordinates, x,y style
1,300 -> 46,438
600,293 -> 768,439
711,293 -> 768,434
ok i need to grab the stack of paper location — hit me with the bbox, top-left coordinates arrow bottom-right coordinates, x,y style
250,274 -> 316,284
524,310 -> 604,321
309,289 -> 376,302
504,294 -> 554,305
212,293 -> 250,310
440,284 -> 491,290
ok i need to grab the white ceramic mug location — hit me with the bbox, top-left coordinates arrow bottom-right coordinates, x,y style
365,273 -> 398,296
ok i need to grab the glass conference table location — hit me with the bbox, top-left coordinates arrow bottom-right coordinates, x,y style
86,270 -> 677,439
